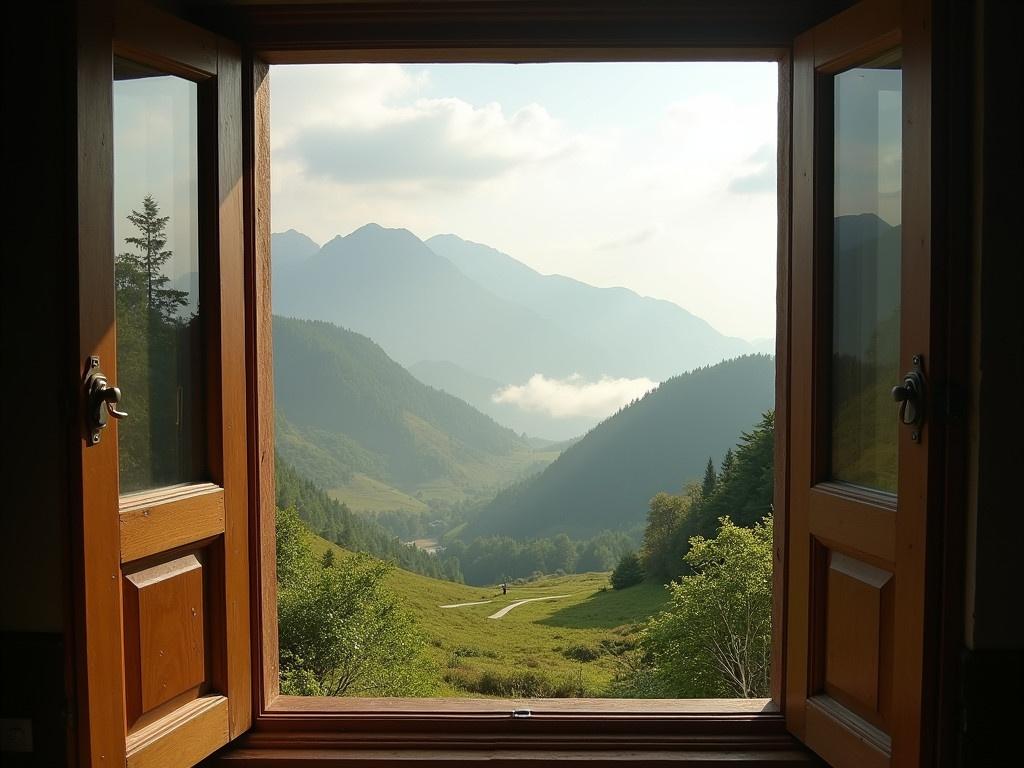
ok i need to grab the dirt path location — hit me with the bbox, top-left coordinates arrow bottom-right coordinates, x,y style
439,600 -> 493,608
487,595 -> 570,619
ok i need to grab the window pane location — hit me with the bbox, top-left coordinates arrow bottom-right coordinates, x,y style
830,51 -> 902,493
271,62 -> 778,699
113,57 -> 204,494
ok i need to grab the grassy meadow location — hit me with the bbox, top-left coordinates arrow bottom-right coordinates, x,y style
307,534 -> 669,697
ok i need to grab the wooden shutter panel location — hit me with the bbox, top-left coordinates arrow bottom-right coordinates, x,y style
72,2 -> 250,767
785,0 -> 939,766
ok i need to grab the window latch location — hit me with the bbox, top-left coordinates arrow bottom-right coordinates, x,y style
84,356 -> 127,445
511,709 -> 532,719
891,354 -> 926,442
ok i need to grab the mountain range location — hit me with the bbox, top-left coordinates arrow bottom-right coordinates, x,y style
273,224 -> 772,439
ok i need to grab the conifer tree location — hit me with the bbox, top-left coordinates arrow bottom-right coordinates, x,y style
720,448 -> 735,478
118,194 -> 188,322
701,457 -> 717,500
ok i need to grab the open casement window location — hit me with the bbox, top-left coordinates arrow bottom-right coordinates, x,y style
69,1 -> 950,767
785,0 -> 940,766
73,2 -> 249,767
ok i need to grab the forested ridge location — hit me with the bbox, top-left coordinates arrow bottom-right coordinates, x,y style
274,315 -> 556,508
462,354 -> 775,540
276,454 -> 464,582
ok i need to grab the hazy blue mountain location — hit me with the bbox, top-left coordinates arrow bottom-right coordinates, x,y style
408,359 -> 595,441
273,315 -> 560,511
274,224 -> 606,383
271,228 -> 321,297
272,228 -> 320,271
460,355 -> 776,540
425,233 -> 758,382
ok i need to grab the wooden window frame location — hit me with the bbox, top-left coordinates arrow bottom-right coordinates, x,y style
214,1 -> 958,762
232,24 -> 801,761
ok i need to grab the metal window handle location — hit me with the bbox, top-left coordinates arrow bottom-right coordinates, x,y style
891,354 -> 926,441
84,356 -> 127,445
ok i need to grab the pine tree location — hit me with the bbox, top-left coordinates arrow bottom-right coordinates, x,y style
720,448 -> 735,479
119,194 -> 188,322
701,457 -> 717,500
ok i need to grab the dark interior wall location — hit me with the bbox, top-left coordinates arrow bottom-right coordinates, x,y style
958,4 -> 1024,761
1,2 -> 75,766
966,0 -> 1024,653
1,4 -> 72,635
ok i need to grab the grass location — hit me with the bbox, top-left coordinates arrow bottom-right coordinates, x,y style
306,533 -> 670,697
328,473 -> 431,513
325,445 -> 563,513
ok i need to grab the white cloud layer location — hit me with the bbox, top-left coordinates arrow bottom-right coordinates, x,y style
492,374 -> 658,420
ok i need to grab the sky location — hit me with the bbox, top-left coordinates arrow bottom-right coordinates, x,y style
114,68 -> 200,312
269,62 -> 779,342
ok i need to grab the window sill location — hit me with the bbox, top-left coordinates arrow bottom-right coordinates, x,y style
211,698 -> 817,765
267,696 -> 777,717
213,746 -> 819,766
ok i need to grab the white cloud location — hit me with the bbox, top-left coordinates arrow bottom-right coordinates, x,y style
492,374 -> 658,419
273,63 -> 577,188
269,62 -> 780,340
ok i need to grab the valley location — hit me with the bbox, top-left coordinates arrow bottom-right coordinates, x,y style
307,533 -> 669,698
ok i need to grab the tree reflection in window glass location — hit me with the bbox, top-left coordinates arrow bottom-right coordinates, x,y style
113,57 -> 204,494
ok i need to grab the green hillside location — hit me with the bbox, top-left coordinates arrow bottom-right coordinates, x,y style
306,533 -> 669,697
463,354 -> 775,540
276,454 -> 464,581
273,315 -> 560,510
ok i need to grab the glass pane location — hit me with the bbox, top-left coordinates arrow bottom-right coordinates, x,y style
830,50 -> 902,493
113,58 -> 204,494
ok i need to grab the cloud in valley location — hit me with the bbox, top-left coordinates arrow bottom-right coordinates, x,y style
492,374 -> 658,420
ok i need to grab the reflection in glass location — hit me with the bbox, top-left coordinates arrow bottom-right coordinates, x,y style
114,57 -> 204,493
830,51 -> 902,493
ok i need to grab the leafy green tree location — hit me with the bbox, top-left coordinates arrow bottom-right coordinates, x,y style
610,551 -> 645,590
641,515 -> 773,698
701,457 -> 717,500
640,490 -> 693,582
276,507 -> 436,696
551,533 -> 577,573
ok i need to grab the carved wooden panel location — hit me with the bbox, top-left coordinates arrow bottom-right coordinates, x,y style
123,553 -> 207,726
823,551 -> 893,727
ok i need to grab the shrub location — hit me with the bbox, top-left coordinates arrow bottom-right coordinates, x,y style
610,551 -> 645,589
562,644 -> 601,662
276,507 -> 437,696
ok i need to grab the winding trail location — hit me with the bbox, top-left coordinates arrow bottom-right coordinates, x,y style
439,600 -> 493,609
487,595 -> 571,619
